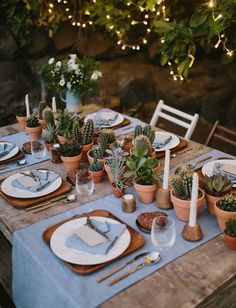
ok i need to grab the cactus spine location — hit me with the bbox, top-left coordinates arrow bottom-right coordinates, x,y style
92,145 -> 105,159
42,107 -> 55,127
99,129 -> 115,144
90,157 -> 103,171
134,134 -> 152,155
82,119 -> 94,145
72,120 -> 82,142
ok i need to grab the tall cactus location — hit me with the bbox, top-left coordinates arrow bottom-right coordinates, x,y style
143,125 -> 155,144
39,101 -> 47,119
134,125 -> 143,139
42,107 -> 55,127
82,119 -> 94,145
72,120 -> 82,142
134,134 -> 152,155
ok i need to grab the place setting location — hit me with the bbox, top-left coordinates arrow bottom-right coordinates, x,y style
0,140 -> 25,169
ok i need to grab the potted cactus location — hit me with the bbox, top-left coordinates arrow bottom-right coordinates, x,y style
38,101 -> 47,128
42,107 -> 55,128
214,194 -> 236,231
134,124 -> 155,145
81,119 -> 94,162
59,140 -> 82,172
170,166 -> 205,221
42,123 -> 57,150
89,158 -> 104,183
56,111 -> 74,144
202,175 -> 232,216
25,115 -> 42,140
223,218 -> 236,250
15,105 -> 27,130
124,148 -> 160,204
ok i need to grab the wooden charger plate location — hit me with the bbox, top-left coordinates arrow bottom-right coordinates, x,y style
155,139 -> 188,159
0,180 -> 72,209
0,150 -> 24,165
43,209 -> 146,275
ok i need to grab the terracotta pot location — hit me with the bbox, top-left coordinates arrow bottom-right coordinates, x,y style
205,193 -> 220,216
81,142 -> 93,162
214,201 -> 236,231
25,125 -> 42,141
223,232 -> 236,250
111,184 -> 125,198
57,135 -> 73,144
104,164 -> 114,183
16,116 -> 26,130
87,149 -> 105,166
154,162 -> 161,174
134,181 -> 158,204
89,167 -> 104,184
61,153 -> 82,172
39,119 -> 46,129
170,188 -> 205,221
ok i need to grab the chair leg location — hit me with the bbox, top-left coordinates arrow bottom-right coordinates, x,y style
205,120 -> 219,146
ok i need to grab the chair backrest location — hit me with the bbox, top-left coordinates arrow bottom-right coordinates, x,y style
205,120 -> 236,147
150,100 -> 199,140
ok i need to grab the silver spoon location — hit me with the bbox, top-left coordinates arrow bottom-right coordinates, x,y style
188,155 -> 212,169
66,194 -> 76,203
0,159 -> 27,170
108,252 -> 161,286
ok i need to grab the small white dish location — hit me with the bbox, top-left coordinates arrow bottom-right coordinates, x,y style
153,132 -> 180,152
0,141 -> 19,162
50,216 -> 131,265
1,170 -> 62,198
85,111 -> 124,128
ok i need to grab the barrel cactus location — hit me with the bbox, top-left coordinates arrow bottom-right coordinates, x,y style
216,194 -> 236,212
26,115 -> 40,127
82,119 -> 94,145
90,157 -> 103,171
99,129 -> 116,145
72,120 -> 82,143
42,107 -> 55,127
134,134 -> 152,155
171,167 -> 194,200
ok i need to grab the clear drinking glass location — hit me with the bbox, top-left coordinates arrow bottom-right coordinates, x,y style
31,140 -> 47,160
76,170 -> 94,197
151,216 -> 176,250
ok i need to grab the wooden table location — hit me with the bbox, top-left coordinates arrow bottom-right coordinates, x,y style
0,123 -> 235,308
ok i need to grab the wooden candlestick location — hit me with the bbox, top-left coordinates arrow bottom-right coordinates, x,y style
156,187 -> 173,209
182,223 -> 203,242
122,194 -> 136,213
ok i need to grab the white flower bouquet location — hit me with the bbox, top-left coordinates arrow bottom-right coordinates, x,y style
39,54 -> 102,97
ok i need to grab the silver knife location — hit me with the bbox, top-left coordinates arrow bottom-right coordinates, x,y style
25,194 -> 69,211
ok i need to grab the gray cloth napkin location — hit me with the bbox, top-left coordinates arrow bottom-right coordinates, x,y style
66,219 -> 126,255
153,136 -> 172,149
212,163 -> 236,184
11,169 -> 60,192
0,143 -> 15,158
94,112 -> 118,126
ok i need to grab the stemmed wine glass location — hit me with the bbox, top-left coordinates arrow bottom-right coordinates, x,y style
151,216 -> 176,251
76,169 -> 94,197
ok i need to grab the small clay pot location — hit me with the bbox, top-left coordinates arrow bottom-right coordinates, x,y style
223,232 -> 236,250
81,142 -> 93,162
205,193 -> 220,216
61,153 -> 82,172
214,200 -> 236,231
104,164 -> 114,183
89,167 -> 104,183
57,135 -> 73,144
25,125 -> 42,141
111,184 -> 125,198
134,181 -> 158,204
16,116 -> 26,130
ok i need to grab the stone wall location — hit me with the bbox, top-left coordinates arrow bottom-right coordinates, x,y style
0,24 -> 235,129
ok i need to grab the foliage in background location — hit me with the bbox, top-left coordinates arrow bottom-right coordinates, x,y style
0,0 -> 235,78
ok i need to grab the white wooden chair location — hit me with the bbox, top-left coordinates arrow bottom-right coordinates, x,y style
150,100 -> 199,140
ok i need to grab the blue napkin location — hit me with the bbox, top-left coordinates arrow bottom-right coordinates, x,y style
212,163 -> 236,184
66,219 -> 126,255
11,169 -> 60,192
153,136 -> 172,149
0,143 -> 15,158
94,112 -> 118,126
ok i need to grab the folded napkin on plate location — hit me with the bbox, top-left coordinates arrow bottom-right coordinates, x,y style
11,169 -> 60,192
0,143 -> 15,158
66,218 -> 126,255
212,163 -> 236,184
94,112 -> 118,126
153,136 -> 172,149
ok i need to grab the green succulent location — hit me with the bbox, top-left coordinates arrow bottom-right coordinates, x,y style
90,157 -> 103,171
171,166 -> 194,200
134,134 -> 153,155
43,123 -> 57,144
216,194 -> 236,212
82,119 -> 94,145
106,156 -> 127,191
15,105 -> 26,117
133,124 -> 155,144
225,219 -> 236,237
203,175 -> 232,197
26,115 -> 40,128
56,111 -> 74,138
59,140 -> 81,157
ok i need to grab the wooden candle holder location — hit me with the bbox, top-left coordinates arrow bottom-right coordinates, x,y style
182,223 -> 203,242
122,194 -> 136,213
156,187 -> 173,209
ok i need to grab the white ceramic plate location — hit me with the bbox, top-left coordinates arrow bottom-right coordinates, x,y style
50,216 -> 131,265
153,132 -> 180,152
0,141 -> 19,162
1,170 -> 62,198
85,111 -> 124,128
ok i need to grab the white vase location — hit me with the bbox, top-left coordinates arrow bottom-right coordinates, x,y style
60,90 -> 82,113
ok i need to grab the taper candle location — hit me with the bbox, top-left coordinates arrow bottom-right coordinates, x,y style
189,172 -> 199,227
52,97 -> 57,113
25,94 -> 30,118
163,149 -> 170,190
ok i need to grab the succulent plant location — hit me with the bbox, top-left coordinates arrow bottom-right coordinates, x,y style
134,125 -> 143,139
99,129 -> 116,145
59,140 -> 81,157
106,156 -> 127,190
43,123 -> 57,144
42,107 -> 55,127
56,111 -> 74,138
82,119 -> 94,145
105,144 -> 129,159
92,145 -> 105,159
171,167 -> 194,200
202,175 -> 232,197
216,194 -> 236,212
39,101 -> 47,119
225,218 -> 236,237
134,134 -> 153,155
72,120 -> 82,143
15,105 -> 27,117
133,124 -> 155,144
26,115 -> 40,128
90,157 -> 103,171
